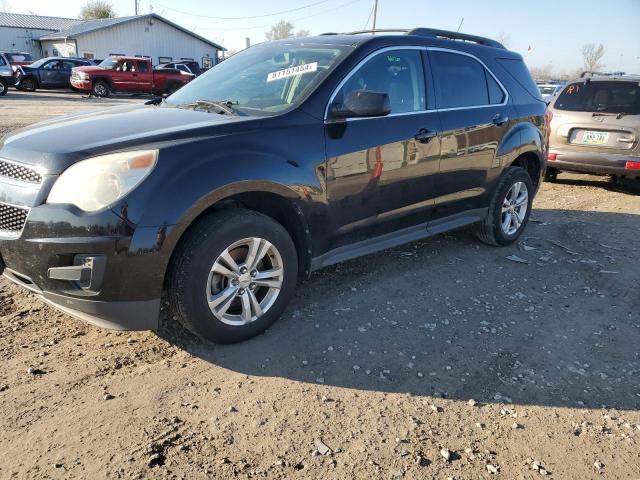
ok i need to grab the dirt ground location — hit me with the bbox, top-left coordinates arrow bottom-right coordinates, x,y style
1,90 -> 639,479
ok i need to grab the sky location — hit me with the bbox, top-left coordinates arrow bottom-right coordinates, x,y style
4,0 -> 640,73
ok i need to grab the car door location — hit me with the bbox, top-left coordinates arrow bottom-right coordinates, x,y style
325,47 -> 442,249
135,60 -> 153,92
112,60 -> 136,91
427,49 -> 513,220
39,60 -> 62,87
58,60 -> 77,87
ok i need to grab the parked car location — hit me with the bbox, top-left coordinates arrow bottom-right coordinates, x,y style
546,72 -> 640,182
70,56 -> 194,96
537,82 -> 565,104
156,63 -> 195,75
0,28 -> 547,343
0,54 -> 12,95
157,61 -> 203,76
0,51 -> 33,72
14,57 -> 94,92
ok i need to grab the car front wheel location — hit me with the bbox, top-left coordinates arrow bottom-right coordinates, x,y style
476,166 -> 533,246
167,208 -> 298,344
0,79 -> 7,96
20,76 -> 36,92
91,80 -> 109,97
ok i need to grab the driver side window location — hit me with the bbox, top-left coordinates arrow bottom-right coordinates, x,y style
335,49 -> 426,114
42,61 -> 61,70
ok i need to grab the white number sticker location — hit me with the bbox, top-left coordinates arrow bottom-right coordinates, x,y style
266,62 -> 318,82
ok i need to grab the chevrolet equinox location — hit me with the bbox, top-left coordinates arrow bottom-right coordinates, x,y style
0,29 -> 548,343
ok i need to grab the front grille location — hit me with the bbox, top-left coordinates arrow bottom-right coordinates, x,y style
0,202 -> 29,233
0,159 -> 43,184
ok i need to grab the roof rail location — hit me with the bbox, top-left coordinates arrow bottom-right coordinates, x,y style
407,28 -> 505,49
580,70 -> 631,78
319,28 -> 505,49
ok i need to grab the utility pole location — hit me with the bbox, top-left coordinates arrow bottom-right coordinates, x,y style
135,0 -> 139,16
372,0 -> 378,33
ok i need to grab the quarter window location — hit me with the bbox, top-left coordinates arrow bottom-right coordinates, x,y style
430,51 -> 504,108
335,49 -> 426,114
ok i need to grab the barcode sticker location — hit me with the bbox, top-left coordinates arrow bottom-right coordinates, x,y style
266,62 -> 318,82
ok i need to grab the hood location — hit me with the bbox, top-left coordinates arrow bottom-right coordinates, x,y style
0,104 -> 260,174
72,65 -> 105,74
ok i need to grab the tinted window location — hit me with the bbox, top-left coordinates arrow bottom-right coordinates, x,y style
336,49 -> 426,114
6,53 -> 31,62
554,81 -> 640,114
0,56 -> 5,66
61,60 -> 76,70
496,58 -> 542,100
431,51 -> 490,108
487,72 -> 505,104
42,60 -> 61,70
137,61 -> 149,72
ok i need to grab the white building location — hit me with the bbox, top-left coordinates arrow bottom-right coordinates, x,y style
0,12 -> 224,68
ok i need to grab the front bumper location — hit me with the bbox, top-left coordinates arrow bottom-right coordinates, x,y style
548,149 -> 640,176
70,78 -> 91,91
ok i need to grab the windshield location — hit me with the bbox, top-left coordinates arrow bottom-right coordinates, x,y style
166,42 -> 351,116
6,53 -> 32,62
28,58 -> 48,68
98,56 -> 119,70
554,81 -> 640,114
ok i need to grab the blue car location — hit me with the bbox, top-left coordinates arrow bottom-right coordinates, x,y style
14,57 -> 93,92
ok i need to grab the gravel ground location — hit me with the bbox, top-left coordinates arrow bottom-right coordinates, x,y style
1,90 -> 639,479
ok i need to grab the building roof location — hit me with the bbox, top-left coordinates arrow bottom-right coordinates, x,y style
39,13 -> 225,50
0,11 -> 82,31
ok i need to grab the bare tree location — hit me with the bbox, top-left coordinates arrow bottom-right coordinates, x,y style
529,63 -> 554,81
495,32 -> 512,49
79,0 -> 116,20
581,43 -> 605,72
265,20 -> 309,41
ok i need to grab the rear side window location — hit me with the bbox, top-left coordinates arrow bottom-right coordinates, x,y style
138,61 -> 149,72
554,81 -> 640,115
430,51 -> 504,108
496,58 -> 541,100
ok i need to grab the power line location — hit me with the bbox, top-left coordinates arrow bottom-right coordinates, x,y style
363,2 -> 374,29
150,0 -> 330,20
193,0 -> 364,32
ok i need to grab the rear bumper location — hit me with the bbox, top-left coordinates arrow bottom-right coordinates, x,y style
548,149 -> 640,176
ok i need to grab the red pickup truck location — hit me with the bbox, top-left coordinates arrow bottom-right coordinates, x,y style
70,56 -> 194,97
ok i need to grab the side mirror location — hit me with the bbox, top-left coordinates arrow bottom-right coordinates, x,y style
330,89 -> 391,119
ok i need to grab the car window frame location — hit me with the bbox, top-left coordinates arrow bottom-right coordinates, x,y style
324,46 -> 509,121
427,48 -> 509,111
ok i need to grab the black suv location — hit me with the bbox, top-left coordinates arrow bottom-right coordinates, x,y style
0,29 -> 548,343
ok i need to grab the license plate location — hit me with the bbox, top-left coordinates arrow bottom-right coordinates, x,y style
581,131 -> 609,145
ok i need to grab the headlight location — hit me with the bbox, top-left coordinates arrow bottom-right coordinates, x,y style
47,150 -> 158,212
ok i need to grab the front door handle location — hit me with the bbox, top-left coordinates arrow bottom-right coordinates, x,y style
414,128 -> 437,143
492,113 -> 509,126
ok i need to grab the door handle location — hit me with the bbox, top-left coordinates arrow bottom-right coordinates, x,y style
618,136 -> 635,143
414,128 -> 437,143
492,113 -> 509,126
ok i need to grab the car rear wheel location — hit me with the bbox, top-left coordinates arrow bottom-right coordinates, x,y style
167,208 -> 298,344
20,76 -> 36,92
0,79 -> 7,96
91,80 -> 109,97
475,166 -> 533,246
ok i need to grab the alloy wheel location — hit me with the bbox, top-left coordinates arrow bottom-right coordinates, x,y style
500,181 -> 528,235
206,237 -> 284,326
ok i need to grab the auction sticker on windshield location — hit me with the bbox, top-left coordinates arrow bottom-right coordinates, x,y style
267,62 -> 318,82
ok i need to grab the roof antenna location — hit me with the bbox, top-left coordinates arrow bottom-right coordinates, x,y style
456,17 -> 464,32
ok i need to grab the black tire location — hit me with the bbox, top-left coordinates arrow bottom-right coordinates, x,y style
475,166 -> 534,246
0,79 -> 7,96
165,82 -> 181,95
20,76 -> 36,92
167,208 -> 298,344
91,80 -> 110,97
544,166 -> 559,182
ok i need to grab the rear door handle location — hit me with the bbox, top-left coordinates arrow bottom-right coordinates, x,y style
492,114 -> 509,126
414,128 -> 437,143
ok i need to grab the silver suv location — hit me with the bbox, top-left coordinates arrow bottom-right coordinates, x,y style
546,72 -> 640,182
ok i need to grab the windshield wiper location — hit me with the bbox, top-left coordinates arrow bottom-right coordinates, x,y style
592,112 -> 633,119
177,99 -> 241,116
